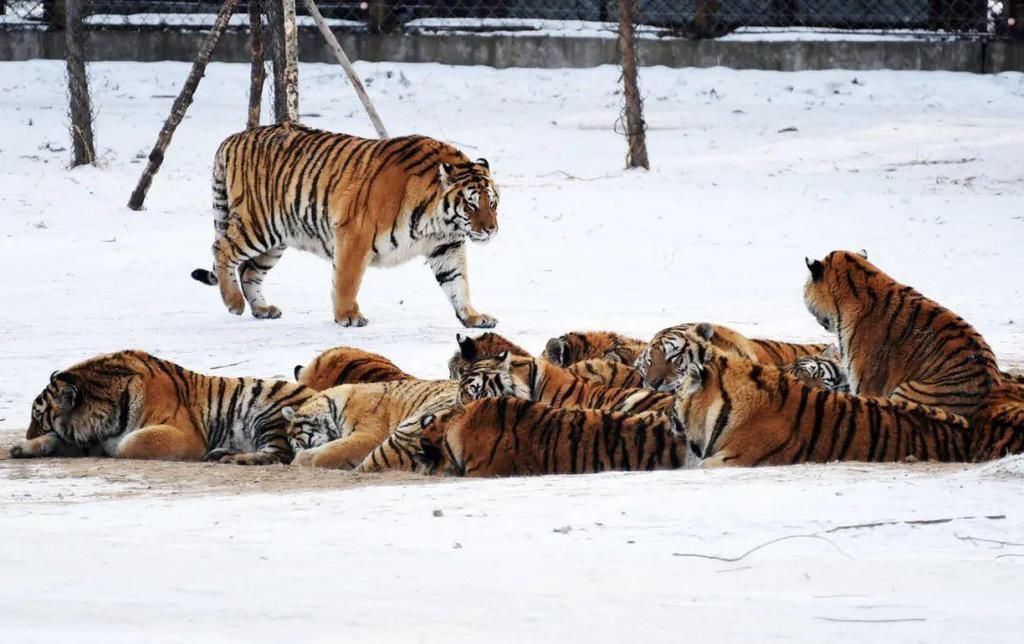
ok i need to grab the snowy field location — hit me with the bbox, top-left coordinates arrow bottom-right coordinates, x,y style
1,60 -> 1023,641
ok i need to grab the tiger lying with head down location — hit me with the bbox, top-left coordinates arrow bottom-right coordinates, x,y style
969,382 -> 1024,461
635,323 -> 844,395
542,330 -> 648,367
191,124 -> 499,328
12,350 -> 312,464
673,352 -> 970,467
283,378 -> 456,471
448,333 -> 644,388
413,397 -> 687,477
295,346 -> 413,391
804,250 -> 1001,419
634,322 -> 832,393
455,336 -> 671,415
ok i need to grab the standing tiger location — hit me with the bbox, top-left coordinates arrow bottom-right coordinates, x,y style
804,250 -> 1001,418
413,397 -> 686,477
11,350 -> 312,464
634,321 -> 830,392
191,124 -> 499,328
295,346 -> 413,391
673,352 -> 970,467
542,331 -> 648,366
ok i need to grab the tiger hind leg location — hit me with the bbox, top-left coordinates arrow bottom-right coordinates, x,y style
211,230 -> 258,316
116,424 -> 206,461
240,245 -> 286,319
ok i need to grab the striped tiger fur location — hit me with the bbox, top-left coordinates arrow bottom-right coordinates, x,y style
969,382 -> 1024,461
414,397 -> 687,477
804,250 -> 1001,418
634,321 -> 830,392
283,379 -> 456,470
447,332 -> 530,379
542,330 -> 647,367
11,350 -> 312,464
190,124 -> 499,328
295,346 -> 412,391
456,338 -> 670,415
568,358 -> 645,389
673,352 -> 970,467
781,355 -> 850,393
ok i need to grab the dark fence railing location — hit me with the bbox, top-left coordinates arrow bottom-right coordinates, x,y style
1,0 -> 1021,37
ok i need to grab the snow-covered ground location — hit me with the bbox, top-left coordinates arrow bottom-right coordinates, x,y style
1,61 -> 1023,641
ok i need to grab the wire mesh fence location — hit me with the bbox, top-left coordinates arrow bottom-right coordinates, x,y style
1,1 -> 1020,37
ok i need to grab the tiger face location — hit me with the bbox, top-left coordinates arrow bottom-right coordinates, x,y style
784,356 -> 850,392
282,400 -> 340,451
28,372 -> 80,439
457,351 -> 530,405
635,324 -> 713,393
441,159 -> 499,243
803,250 -> 870,333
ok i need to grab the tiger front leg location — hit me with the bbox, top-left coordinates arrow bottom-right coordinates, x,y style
332,228 -> 372,327
427,241 -> 497,328
293,430 -> 384,469
10,432 -> 70,458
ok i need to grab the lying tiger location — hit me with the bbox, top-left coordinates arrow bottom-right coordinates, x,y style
673,352 -> 970,467
634,321 -> 831,392
414,397 -> 687,477
455,336 -> 670,415
970,382 -> 1024,461
295,345 -> 413,391
448,333 -> 643,388
542,330 -> 648,366
12,350 -> 312,464
804,250 -> 1001,418
192,124 -> 499,328
284,378 -> 455,471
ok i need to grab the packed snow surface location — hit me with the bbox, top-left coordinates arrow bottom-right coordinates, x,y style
0,60 -> 1022,641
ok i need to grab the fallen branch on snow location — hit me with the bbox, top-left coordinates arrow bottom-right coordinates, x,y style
672,534 -> 852,563
825,514 -> 1005,533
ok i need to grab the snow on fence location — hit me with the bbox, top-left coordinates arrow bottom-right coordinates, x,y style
1,0 -> 1022,37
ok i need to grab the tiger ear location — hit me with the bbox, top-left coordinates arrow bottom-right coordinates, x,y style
282,406 -> 296,421
694,322 -> 715,342
857,248 -> 868,259
544,337 -> 566,366
457,334 -> 477,361
497,351 -> 511,371
439,162 -> 455,188
50,370 -> 61,383
293,365 -> 303,381
805,257 -> 825,281
475,157 -> 489,169
419,413 -> 436,429
55,383 -> 78,413
819,344 -> 841,361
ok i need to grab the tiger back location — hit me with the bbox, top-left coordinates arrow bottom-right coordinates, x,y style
803,250 -> 1000,418
295,346 -> 413,391
13,350 -> 313,465
414,397 -> 686,477
673,352 -> 970,467
542,330 -> 648,367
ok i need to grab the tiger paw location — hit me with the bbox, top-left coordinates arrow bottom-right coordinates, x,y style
203,447 -> 237,462
252,305 -> 282,320
291,448 -> 317,467
460,312 -> 498,328
224,293 -> 245,316
9,444 -> 29,458
334,311 -> 369,327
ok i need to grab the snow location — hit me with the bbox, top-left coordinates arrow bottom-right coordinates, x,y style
1,60 -> 1023,641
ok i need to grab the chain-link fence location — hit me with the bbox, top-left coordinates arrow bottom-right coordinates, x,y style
1,1 -> 1021,37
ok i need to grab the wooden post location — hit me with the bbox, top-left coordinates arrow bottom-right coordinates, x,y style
303,0 -> 388,138
64,0 -> 95,166
281,0 -> 299,120
247,0 -> 265,128
617,0 -> 648,170
127,0 -> 239,211
263,0 -> 289,123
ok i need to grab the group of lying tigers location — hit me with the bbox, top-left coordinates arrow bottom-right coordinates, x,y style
11,250 -> 1023,476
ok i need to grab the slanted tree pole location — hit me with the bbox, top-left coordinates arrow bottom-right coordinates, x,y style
247,0 -> 265,128
281,0 -> 299,120
303,0 -> 388,137
65,0 -> 95,166
617,0 -> 649,169
127,0 -> 239,211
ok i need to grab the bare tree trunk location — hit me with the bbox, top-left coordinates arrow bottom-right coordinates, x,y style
127,0 -> 239,211
263,0 -> 289,122
247,0 -> 265,128
365,0 -> 396,34
617,0 -> 648,170
65,0 -> 95,166
303,0 -> 388,137
693,0 -> 720,37
281,0 -> 299,120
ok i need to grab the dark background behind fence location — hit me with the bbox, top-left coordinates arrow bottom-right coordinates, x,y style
1,1 -> 1021,37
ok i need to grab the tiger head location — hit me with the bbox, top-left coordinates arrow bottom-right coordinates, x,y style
672,353 -> 760,460
542,331 -> 639,367
782,355 -> 850,392
29,365 -> 139,446
634,323 -> 716,393
454,336 -> 531,405
448,332 -> 530,379
412,409 -> 463,476
282,397 -> 341,451
803,249 -> 871,334
440,158 -> 499,243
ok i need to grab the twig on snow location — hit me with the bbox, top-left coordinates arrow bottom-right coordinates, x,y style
825,514 -> 1005,534
815,617 -> 926,624
672,534 -> 852,563
954,533 -> 1024,548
